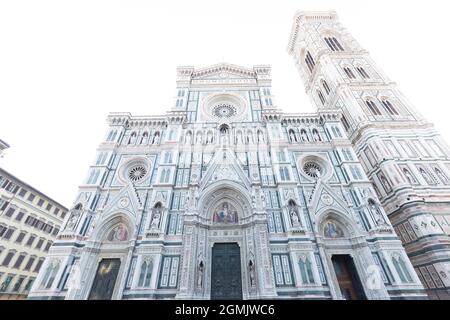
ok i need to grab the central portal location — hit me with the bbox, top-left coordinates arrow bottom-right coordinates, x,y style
210,243 -> 243,300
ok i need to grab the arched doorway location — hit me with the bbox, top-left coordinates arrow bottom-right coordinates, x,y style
319,215 -> 369,300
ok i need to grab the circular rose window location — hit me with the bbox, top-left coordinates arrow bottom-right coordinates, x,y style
303,162 -> 322,179
213,103 -> 237,119
128,165 -> 148,182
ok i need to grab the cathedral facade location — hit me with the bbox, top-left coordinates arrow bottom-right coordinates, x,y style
29,10 -> 450,300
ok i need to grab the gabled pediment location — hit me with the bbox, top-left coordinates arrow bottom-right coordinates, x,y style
101,182 -> 142,223
191,63 -> 257,80
308,179 -> 350,216
199,148 -> 251,191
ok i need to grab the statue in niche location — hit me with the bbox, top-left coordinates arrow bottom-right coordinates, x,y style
196,133 -> 202,144
197,261 -> 204,288
260,192 -> 266,209
258,131 -> 264,143
150,203 -> 162,230
288,200 -> 301,228
213,202 -> 238,224
403,168 -> 416,184
185,132 -> 192,145
248,260 -> 256,287
368,199 -> 387,226
66,209 -> 81,231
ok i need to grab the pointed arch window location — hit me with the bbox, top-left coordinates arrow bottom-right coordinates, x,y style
324,37 -> 344,52
322,80 -> 331,95
392,254 -> 413,283
356,66 -> 370,79
299,257 -> 315,284
381,98 -> 398,115
138,259 -> 153,287
288,129 -> 297,143
317,90 -> 326,106
434,167 -> 449,184
343,66 -> 356,79
365,99 -> 382,116
128,132 -> 137,145
305,51 -> 316,73
279,167 -> 290,181
341,115 -> 350,131
140,132 -> 149,144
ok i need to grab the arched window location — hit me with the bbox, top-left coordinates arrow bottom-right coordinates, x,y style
288,129 -> 297,143
317,90 -> 326,105
128,132 -> 137,145
402,168 -> 417,184
324,37 -> 344,52
392,254 -> 413,283
159,169 -> 167,183
341,116 -> 350,131
419,168 -> 433,184
164,152 -> 172,164
138,260 -> 153,287
152,132 -> 160,144
141,131 -> 149,144
279,167 -> 290,181
168,130 -> 174,141
107,130 -> 114,141
304,51 -> 316,73
39,260 -> 60,289
356,66 -> 370,79
111,130 -> 118,141
343,66 -> 356,79
322,80 -> 331,95
299,257 -> 315,284
381,99 -> 398,115
365,99 -> 382,116
300,129 -> 309,142
434,167 -> 449,184
312,129 -> 321,142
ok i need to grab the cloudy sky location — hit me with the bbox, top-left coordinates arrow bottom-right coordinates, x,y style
1,0 -> 449,207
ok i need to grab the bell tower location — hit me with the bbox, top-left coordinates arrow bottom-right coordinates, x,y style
289,11 -> 450,299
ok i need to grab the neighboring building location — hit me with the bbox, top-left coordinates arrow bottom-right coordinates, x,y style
288,11 -> 450,299
27,12 -> 438,300
0,168 -> 68,299
0,140 -> 10,158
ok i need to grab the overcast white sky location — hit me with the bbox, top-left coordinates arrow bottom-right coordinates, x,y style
0,0 -> 449,207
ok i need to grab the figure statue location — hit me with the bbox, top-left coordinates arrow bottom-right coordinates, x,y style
290,207 -> 301,228
150,211 -> 161,230
66,210 -> 81,231
368,200 -> 386,226
197,261 -> 204,288
249,260 -> 256,287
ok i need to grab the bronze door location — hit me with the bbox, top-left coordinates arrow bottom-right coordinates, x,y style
332,255 -> 366,300
88,258 -> 121,300
210,243 -> 243,300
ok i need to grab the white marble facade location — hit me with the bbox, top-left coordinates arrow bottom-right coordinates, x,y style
28,11 -> 434,300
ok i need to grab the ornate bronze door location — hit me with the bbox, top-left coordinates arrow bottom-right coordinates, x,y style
331,255 -> 366,300
88,258 -> 121,300
211,243 -> 243,300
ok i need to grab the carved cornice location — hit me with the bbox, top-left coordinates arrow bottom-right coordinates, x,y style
287,10 -> 338,54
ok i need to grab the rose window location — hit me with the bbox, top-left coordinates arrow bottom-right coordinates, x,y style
128,165 -> 148,182
213,103 -> 237,119
303,162 -> 322,179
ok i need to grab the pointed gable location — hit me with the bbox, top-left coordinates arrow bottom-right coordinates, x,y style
199,148 -> 251,192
